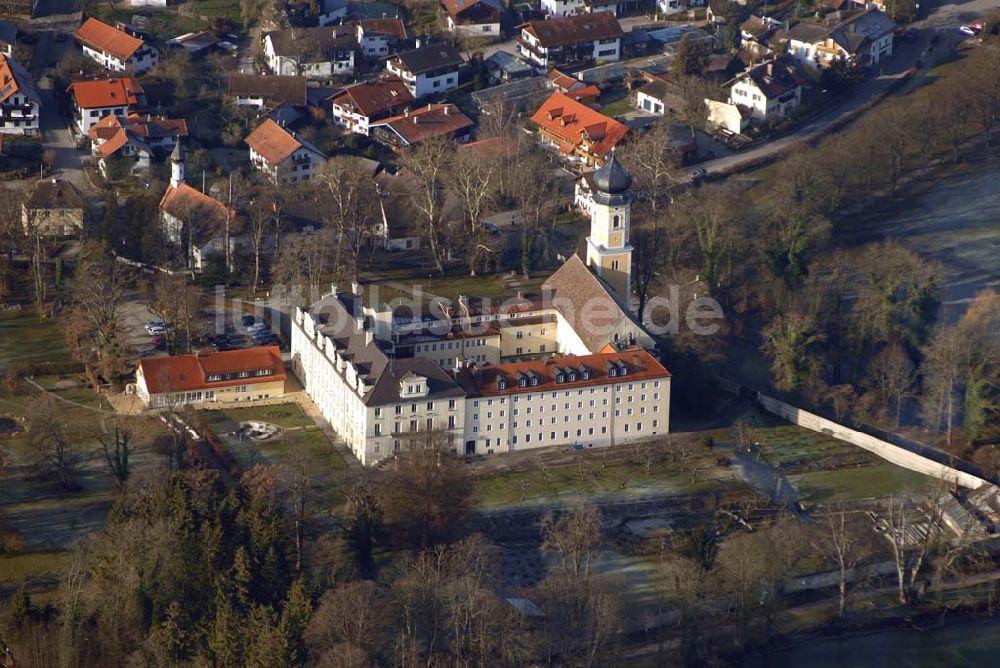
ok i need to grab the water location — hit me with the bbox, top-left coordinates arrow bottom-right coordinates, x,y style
839,155 -> 1000,321
751,617 -> 1000,668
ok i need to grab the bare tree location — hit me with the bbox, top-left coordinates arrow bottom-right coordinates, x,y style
316,157 -> 379,269
93,414 -> 138,489
398,139 -> 451,274
884,494 -> 941,604
630,224 -> 667,321
449,148 -> 497,276
146,273 -> 200,355
26,394 -> 85,490
620,121 -> 681,211
540,501 -> 601,580
867,343 -> 916,427
810,505 -> 872,616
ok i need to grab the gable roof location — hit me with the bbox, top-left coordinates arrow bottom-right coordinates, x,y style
331,76 -> 414,117
530,91 -> 628,160
24,179 -> 84,211
521,13 -> 623,48
74,18 -> 145,61
228,74 -> 308,106
547,68 -> 588,92
89,114 -> 187,157
0,54 -> 40,105
68,77 -> 143,109
442,0 -> 503,21
391,43 -> 463,75
358,18 -> 407,40
730,55 -> 808,99
138,346 -> 285,394
371,103 -> 472,146
264,27 -> 356,60
542,254 -> 647,352
828,8 -> 895,53
159,182 -> 231,223
245,118 -> 320,164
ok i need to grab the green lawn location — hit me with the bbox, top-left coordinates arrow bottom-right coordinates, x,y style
0,311 -> 73,369
188,0 -> 242,19
600,97 -> 633,118
473,455 -> 734,508
0,551 -> 71,586
754,423 -> 866,465
789,464 -> 934,504
201,405 -> 348,472
202,404 -> 314,429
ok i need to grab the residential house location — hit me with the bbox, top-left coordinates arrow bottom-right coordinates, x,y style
540,0 -> 586,18
165,31 -> 219,56
0,21 -> 17,58
355,18 -> 407,57
517,13 -> 623,69
370,103 -> 473,150
67,76 -> 145,135
386,43 -> 464,98
441,0 -> 504,40
547,69 -> 602,104
740,14 -> 781,57
373,167 -> 425,252
263,27 -> 357,79
654,0 -> 704,15
135,346 -> 286,408
0,54 -> 41,135
705,97 -> 751,134
316,0 -> 349,25
785,9 -> 895,69
88,113 -> 187,176
330,76 -> 414,136
74,17 -> 159,74
228,74 -> 308,111
21,179 -> 85,237
634,76 -> 683,115
725,55 -> 808,123
531,91 -> 628,166
245,118 -> 327,184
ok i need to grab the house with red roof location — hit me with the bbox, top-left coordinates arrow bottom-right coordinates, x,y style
245,118 -> 327,184
74,18 -> 158,74
355,18 -> 408,57
369,103 -> 473,150
330,76 -> 414,136
67,76 -> 145,135
0,54 -> 41,136
135,346 -> 286,408
88,113 -> 187,176
530,91 -> 628,166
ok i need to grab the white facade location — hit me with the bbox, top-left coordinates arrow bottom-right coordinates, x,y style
249,144 -> 325,184
386,60 -> 459,98
263,35 -> 355,78
635,89 -> 665,115
463,377 -> 668,455
656,0 -> 687,14
541,0 -> 587,16
518,28 -> 620,68
446,15 -> 502,38
75,103 -> 129,136
357,24 -> 399,57
730,76 -> 801,121
81,43 -> 158,74
0,91 -> 40,135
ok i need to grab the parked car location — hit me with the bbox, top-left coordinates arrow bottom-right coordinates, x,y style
959,25 -> 977,36
145,321 -> 166,335
690,168 -> 708,183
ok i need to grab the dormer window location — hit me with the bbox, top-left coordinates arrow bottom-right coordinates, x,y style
608,368 -> 617,378
498,378 -> 507,390
555,373 -> 564,384
530,376 -> 539,387
619,364 -> 628,377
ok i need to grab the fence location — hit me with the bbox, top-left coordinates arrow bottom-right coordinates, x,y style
754,392 -> 989,490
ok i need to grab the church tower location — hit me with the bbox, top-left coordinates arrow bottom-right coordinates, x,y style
585,153 -> 634,308
170,139 -> 185,188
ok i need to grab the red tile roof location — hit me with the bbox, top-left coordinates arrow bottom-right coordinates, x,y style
530,92 -> 628,161
159,182 -> 232,222
359,18 -> 408,40
372,103 -> 473,146
331,76 -> 413,117
68,77 -> 143,109
74,18 -> 145,61
458,348 -> 669,397
245,118 -> 302,164
442,0 -> 502,21
138,346 -> 285,394
563,84 -> 601,102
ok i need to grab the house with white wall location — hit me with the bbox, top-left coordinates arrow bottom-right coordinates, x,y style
263,27 -> 357,79
0,54 -> 40,135
355,18 -> 407,57
517,13 -> 623,68
386,43 -> 463,98
245,118 -> 327,184
725,55 -> 808,123
441,0 -> 504,40
330,76 -> 414,135
67,76 -> 144,136
74,18 -> 158,74
540,0 -> 586,17
785,9 -> 895,70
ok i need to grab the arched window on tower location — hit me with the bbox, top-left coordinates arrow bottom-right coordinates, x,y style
612,214 -> 620,228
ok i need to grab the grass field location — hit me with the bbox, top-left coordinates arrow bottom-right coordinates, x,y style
0,551 -> 70,588
202,405 -> 348,472
789,464 -> 933,504
754,422 -> 867,465
473,454 -> 736,508
0,311 -> 73,369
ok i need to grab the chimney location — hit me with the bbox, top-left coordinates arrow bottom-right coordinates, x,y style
330,283 -> 338,296
443,105 -> 449,115
415,37 -> 421,48
351,279 -> 360,294
766,62 -> 773,76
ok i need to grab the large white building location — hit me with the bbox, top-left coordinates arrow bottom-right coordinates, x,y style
385,43 -> 464,98
290,159 -> 669,465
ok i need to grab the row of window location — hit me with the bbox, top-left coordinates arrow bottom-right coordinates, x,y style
472,381 -> 660,407
375,398 -> 459,417
473,406 -> 660,430
480,419 -> 659,447
374,414 -> 458,435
